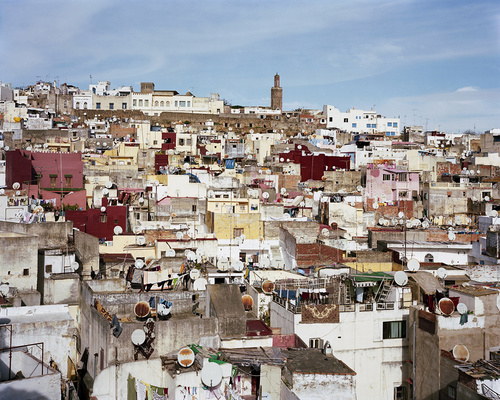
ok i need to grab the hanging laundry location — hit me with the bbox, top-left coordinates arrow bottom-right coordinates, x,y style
135,380 -> 147,400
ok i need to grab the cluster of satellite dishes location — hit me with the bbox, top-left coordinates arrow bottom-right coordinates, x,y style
216,256 -> 245,272
378,217 -> 428,229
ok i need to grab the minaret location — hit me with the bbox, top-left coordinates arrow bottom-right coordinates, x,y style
271,73 -> 283,110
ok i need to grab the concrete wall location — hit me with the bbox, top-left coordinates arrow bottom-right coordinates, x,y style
74,230 -> 99,280
0,370 -> 61,400
290,373 -> 356,400
43,273 -> 80,305
0,221 -> 72,249
0,232 -> 38,291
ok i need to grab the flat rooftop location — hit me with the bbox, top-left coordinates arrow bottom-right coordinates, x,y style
282,349 -> 356,375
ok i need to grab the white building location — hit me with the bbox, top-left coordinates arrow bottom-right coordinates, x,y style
324,105 -> 400,136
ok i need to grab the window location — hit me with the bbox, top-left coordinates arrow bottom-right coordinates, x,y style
399,191 -> 407,198
133,99 -> 137,106
75,102 -> 80,109
179,139 -> 184,146
100,214 -> 107,223
23,268 -> 29,276
233,227 -> 244,239
166,101 -> 170,107
154,101 -> 159,107
352,123 -> 357,128
388,122 -> 392,127
175,101 -> 178,107
136,212 -> 141,220
309,338 -> 324,349
394,386 -> 407,400
139,99 -> 143,106
160,101 -> 164,107
50,174 -> 58,188
239,205 -> 246,212
96,102 -> 101,109
83,102 -> 88,109
122,103 -> 127,109
424,253 -> 434,262
109,103 -> 114,110
192,204 -> 197,212
186,139 -> 192,145
447,385 -> 456,399
344,118 -> 348,123
65,175 -> 72,187
187,101 -> 190,107
179,101 -> 186,107
46,265 -> 52,273
393,122 -> 398,127
383,174 -> 391,181
383,321 -> 406,339
145,100 -> 149,107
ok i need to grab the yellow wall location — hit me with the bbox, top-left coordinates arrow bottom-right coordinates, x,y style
210,212 -> 263,240
346,262 -> 402,273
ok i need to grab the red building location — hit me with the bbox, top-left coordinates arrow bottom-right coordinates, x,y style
66,205 -> 127,241
278,144 -> 350,181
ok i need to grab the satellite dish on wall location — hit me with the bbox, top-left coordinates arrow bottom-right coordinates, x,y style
114,226 -> 123,235
407,258 -> 420,272
193,278 -> 207,291
0,189 -> 4,195
398,212 -> 405,219
105,181 -> 113,189
217,256 -> 229,271
262,192 -> 270,199
262,280 -> 275,294
176,232 -> 183,240
100,206 -> 106,212
12,182 -> 20,190
0,284 -> 10,296
452,344 -> 470,362
201,363 -> 223,387
457,303 -> 468,315
438,298 -> 455,316
422,221 -> 430,229
131,329 -> 146,346
280,187 -> 287,195
134,301 -> 150,319
242,295 -> 253,311
102,188 -> 109,196
373,203 -> 379,209
394,271 -> 408,286
437,267 -> 448,279
177,347 -> 195,368
136,236 -> 146,246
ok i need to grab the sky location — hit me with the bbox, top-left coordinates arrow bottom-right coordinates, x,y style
1,0 -> 499,133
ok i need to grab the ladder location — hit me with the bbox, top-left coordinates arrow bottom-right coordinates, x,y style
375,278 -> 392,303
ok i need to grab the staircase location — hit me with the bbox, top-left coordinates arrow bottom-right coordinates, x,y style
375,278 -> 392,303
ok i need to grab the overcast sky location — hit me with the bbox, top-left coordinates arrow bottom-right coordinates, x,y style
1,0 -> 499,133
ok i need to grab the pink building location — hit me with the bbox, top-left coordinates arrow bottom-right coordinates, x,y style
366,167 -> 420,203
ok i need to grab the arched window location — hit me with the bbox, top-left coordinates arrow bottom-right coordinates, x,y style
75,102 -> 80,109
154,101 -> 159,107
83,102 -> 88,109
160,101 -> 164,107
424,253 -> 434,263
166,101 -> 170,107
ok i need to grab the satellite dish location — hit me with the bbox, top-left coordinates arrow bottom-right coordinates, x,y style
0,284 -> 10,296
373,203 -> 379,210
135,258 -> 145,268
105,181 -> 113,188
266,170 -> 271,175
0,189 -> 4,195
4,146 -> 9,151
136,236 -> 146,246
114,226 -> 123,235
100,206 -> 106,212
176,232 -> 183,240
262,280 -> 275,294
232,260 -> 244,272
422,221 -> 430,229
186,251 -> 196,261
383,220 -> 390,227
485,196 -> 490,202
201,363 -> 223,387
321,228 -> 330,237
196,248 -> 205,256
242,295 -> 253,311
407,258 -> 420,272
448,232 -> 456,241
190,269 -> 201,280
437,267 -> 448,279
218,256 -> 229,271
261,257 -> 270,269
183,163 -> 190,170
492,210 -> 499,217
263,192 -> 270,199
208,190 -> 215,198
193,278 -> 207,291
438,298 -> 455,316
177,347 -> 195,368
138,197 -> 145,204
457,303 -> 468,315
280,187 -> 287,195
280,157 -> 284,162
378,218 -> 385,226
15,190 -> 21,196
131,329 -> 146,346
12,182 -> 20,190
134,301 -> 150,318
453,344 -> 470,362
398,212 -> 405,218
394,271 -> 408,286
166,249 -> 176,257
102,188 -> 109,196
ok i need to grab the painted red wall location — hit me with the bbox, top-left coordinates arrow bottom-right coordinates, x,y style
66,205 -> 127,241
